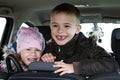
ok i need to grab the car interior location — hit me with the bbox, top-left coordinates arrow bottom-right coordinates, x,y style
0,0 -> 120,80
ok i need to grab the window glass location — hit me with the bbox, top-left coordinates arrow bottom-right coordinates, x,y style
20,23 -> 30,28
0,17 -> 6,43
20,22 -> 35,28
81,23 -> 120,53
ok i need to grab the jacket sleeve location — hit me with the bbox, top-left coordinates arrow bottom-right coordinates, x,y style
73,47 -> 119,76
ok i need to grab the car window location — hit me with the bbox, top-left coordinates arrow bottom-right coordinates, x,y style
81,23 -> 120,53
20,23 -> 30,28
0,17 -> 7,44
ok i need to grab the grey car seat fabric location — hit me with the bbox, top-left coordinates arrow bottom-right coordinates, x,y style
8,72 -> 85,80
87,72 -> 120,80
0,72 -> 9,80
28,61 -> 58,72
36,26 -> 51,41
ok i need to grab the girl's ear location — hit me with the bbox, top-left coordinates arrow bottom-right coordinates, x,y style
76,24 -> 81,34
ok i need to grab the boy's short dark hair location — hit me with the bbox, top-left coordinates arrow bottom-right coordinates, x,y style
51,3 -> 80,24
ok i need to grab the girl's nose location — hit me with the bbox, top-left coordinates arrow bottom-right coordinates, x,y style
31,50 -> 36,56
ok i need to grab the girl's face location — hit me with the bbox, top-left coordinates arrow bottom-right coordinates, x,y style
50,13 -> 81,45
20,47 -> 42,65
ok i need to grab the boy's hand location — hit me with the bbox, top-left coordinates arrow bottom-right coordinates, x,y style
41,53 -> 56,62
53,61 -> 74,76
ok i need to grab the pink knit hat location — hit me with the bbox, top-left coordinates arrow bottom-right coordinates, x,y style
17,27 -> 45,53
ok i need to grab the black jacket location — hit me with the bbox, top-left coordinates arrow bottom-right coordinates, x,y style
43,32 -> 119,76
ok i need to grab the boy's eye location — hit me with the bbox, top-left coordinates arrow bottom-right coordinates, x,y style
52,24 -> 58,27
64,25 -> 70,28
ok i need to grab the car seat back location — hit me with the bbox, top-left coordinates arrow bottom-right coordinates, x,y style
88,72 -> 120,80
36,26 -> 51,41
111,28 -> 120,66
8,72 -> 85,80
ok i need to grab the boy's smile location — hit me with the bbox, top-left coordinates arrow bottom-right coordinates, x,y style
56,35 -> 67,41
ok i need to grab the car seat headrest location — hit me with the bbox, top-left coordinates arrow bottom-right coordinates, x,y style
115,31 -> 120,40
28,61 -> 58,72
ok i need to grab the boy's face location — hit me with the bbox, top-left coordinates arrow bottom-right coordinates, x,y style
20,47 -> 41,65
50,13 -> 81,45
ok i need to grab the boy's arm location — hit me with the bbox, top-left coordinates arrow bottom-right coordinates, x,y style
73,50 -> 119,76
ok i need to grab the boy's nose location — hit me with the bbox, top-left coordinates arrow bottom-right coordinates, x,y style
58,27 -> 64,33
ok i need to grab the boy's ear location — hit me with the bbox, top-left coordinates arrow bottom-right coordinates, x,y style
76,24 -> 81,34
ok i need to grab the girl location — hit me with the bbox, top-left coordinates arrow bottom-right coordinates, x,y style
1,27 -> 45,72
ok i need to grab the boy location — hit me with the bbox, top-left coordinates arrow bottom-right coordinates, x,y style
41,3 -> 118,76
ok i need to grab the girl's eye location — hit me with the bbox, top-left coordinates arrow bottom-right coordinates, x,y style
35,49 -> 41,52
36,49 -> 40,52
26,49 -> 30,51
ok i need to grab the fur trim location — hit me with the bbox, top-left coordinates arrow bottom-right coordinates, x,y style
2,45 -> 15,59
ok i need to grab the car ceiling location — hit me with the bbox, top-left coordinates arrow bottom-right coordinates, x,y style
0,0 -> 120,25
